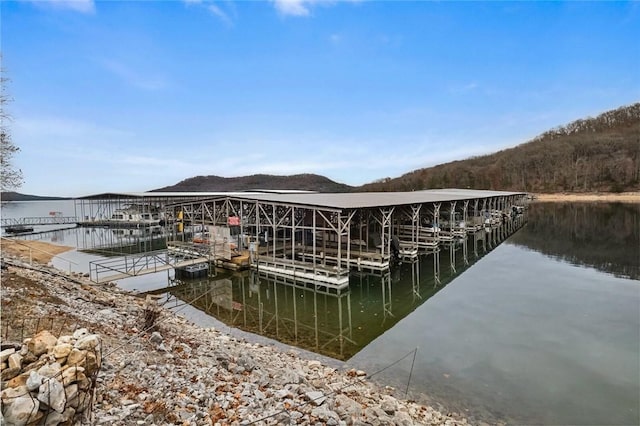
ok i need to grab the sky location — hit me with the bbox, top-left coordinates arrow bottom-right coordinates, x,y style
2,0 -> 639,197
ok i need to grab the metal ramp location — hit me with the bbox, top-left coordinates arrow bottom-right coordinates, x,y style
89,245 -> 210,284
1,216 -> 78,227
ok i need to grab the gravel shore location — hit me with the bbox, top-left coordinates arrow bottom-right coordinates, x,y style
1,254 -> 470,425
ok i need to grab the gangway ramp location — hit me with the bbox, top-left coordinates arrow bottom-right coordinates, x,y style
89,247 -> 209,284
1,216 -> 78,227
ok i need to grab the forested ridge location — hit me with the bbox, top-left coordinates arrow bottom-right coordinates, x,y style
152,173 -> 353,192
361,103 -> 640,193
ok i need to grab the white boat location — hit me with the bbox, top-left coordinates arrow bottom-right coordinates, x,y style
80,204 -> 163,227
108,206 -> 160,226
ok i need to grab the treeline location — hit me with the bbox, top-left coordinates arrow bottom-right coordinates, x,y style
0,191 -> 70,201
361,103 -> 640,193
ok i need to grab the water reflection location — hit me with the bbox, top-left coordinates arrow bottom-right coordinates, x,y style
12,226 -> 168,256
157,218 -> 523,360
508,202 -> 640,279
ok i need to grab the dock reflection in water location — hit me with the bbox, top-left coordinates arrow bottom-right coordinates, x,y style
160,221 -> 519,361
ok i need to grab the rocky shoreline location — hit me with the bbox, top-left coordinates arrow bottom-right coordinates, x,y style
0,255 -> 470,425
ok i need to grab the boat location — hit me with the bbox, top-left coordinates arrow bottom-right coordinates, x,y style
175,262 -> 209,279
79,204 -> 163,228
4,225 -> 34,234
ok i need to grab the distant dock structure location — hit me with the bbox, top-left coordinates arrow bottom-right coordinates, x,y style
76,189 -> 527,286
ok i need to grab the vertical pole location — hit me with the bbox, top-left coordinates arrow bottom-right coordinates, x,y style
347,292 -> 353,341
314,290 -> 319,350
312,209 -> 317,273
434,203 -> 441,244
272,204 -> 276,260
434,248 -> 440,286
291,207 -> 296,265
337,211 -> 342,273
338,290 -> 343,356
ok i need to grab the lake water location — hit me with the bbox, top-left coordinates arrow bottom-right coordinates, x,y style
2,200 -> 638,424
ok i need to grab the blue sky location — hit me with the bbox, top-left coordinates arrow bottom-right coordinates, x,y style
3,0 -> 639,197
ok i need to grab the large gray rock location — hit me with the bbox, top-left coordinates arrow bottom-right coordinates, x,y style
72,328 -> 90,340
381,395 -> 398,415
237,354 -> 256,372
38,379 -> 66,413
8,353 -> 22,370
26,371 -> 43,391
0,347 -> 16,363
311,405 -> 340,424
333,394 -> 363,420
37,362 -> 62,379
305,390 -> 326,406
3,394 -> 40,426
75,334 -> 100,351
149,332 -> 163,345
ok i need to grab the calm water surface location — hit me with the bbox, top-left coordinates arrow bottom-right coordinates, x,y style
348,203 -> 639,425
2,201 -> 638,424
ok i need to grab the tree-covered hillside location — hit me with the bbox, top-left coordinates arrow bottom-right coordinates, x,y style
361,103 -> 640,193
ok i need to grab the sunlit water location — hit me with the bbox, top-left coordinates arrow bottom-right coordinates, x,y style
2,201 -> 638,424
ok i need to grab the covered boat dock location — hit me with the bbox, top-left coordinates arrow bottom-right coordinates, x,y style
164,189 -> 527,289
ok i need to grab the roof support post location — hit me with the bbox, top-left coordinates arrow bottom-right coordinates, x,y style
374,207 -> 394,262
338,210 -> 355,274
410,204 -> 421,249
433,202 -> 441,243
312,207 -> 317,274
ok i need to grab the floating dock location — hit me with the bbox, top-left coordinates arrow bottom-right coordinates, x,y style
162,189 -> 527,288
79,189 -> 527,286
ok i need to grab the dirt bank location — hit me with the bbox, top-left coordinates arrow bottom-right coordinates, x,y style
0,238 -> 73,264
533,192 -> 640,203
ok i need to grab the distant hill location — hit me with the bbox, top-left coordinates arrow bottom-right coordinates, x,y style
0,192 -> 70,201
360,103 -> 640,193
152,173 -> 354,193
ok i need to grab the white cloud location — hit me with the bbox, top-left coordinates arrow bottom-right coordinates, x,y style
449,82 -> 479,95
27,0 -> 95,14
183,0 -> 234,25
271,0 -> 360,17
272,0 -> 313,17
207,3 -> 233,26
102,60 -> 167,91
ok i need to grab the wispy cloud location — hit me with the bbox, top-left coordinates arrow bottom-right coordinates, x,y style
271,0 -> 320,17
183,0 -> 234,26
26,0 -> 95,14
449,82 -> 479,95
102,60 -> 167,91
271,0 -> 360,17
207,3 -> 233,26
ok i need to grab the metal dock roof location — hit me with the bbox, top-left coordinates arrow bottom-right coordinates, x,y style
225,189 -> 526,209
76,189 -> 526,210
